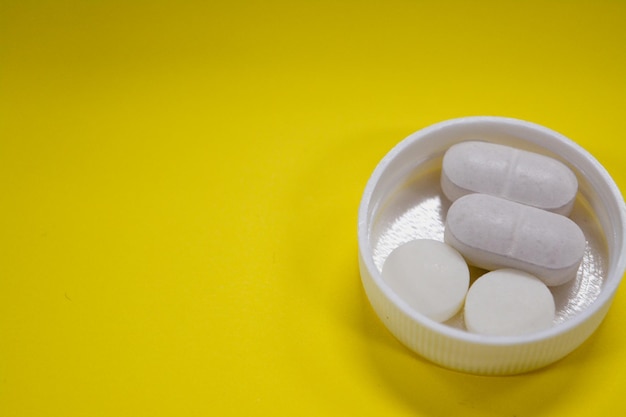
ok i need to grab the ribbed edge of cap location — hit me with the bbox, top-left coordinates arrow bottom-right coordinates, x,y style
359,253 -> 610,375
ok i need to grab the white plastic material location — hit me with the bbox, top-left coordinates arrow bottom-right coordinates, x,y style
441,141 -> 578,215
381,239 -> 469,323
357,116 -> 626,375
464,269 -> 555,336
445,193 -> 585,286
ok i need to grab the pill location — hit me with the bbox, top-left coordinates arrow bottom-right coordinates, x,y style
381,239 -> 469,322
441,141 -> 578,215
464,269 -> 555,336
444,193 -> 586,286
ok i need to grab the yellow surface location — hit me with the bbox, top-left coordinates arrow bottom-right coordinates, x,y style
1,1 -> 625,416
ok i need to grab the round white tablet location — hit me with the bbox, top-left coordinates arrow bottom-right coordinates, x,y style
464,269 -> 555,336
381,239 -> 470,322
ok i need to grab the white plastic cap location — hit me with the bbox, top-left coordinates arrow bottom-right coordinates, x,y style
357,116 -> 626,375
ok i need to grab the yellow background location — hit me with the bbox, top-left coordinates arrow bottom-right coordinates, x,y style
1,1 -> 625,416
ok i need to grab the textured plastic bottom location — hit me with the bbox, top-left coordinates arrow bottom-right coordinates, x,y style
360,252 -> 612,375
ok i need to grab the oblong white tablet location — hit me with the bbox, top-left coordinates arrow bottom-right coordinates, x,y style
444,194 -> 586,286
441,141 -> 578,215
464,269 -> 555,336
381,239 -> 469,322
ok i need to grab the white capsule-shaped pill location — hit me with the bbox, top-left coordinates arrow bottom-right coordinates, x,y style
464,269 -> 555,336
382,239 -> 469,322
444,194 -> 586,286
441,141 -> 578,215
